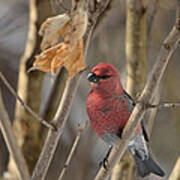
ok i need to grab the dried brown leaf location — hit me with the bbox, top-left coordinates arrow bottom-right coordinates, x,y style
40,14 -> 70,50
31,39 -> 85,78
39,0 -> 88,51
30,0 -> 88,78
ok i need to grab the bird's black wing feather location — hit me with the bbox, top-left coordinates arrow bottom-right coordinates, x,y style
141,121 -> 149,142
124,90 -> 149,142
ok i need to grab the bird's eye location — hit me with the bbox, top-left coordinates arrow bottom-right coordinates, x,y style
99,75 -> 111,79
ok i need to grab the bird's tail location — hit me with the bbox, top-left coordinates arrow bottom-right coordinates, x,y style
133,152 -> 165,177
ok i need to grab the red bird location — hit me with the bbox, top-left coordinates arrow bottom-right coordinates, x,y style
86,63 -> 165,177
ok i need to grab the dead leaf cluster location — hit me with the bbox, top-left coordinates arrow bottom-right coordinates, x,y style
29,0 -> 88,78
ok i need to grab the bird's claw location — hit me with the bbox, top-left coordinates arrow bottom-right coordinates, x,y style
99,146 -> 112,169
99,157 -> 109,169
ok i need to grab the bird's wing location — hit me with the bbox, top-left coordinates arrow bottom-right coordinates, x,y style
123,90 -> 149,142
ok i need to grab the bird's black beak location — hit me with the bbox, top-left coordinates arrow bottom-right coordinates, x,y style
87,72 -> 100,84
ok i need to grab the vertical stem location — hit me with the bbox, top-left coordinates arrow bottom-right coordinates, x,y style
126,0 -> 148,98
8,0 -> 55,175
8,0 -> 38,176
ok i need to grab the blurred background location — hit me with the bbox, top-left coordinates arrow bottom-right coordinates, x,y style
0,0 -> 180,180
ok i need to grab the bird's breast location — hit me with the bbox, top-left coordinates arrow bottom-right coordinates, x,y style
86,91 -> 131,137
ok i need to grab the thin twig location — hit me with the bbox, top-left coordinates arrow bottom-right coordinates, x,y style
0,92 -> 30,180
147,86 -> 161,134
0,72 -> 55,131
58,122 -> 87,180
95,1 -> 180,179
146,102 -> 180,109
31,0 -> 112,179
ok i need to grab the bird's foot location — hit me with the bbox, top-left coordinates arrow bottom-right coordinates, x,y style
99,146 -> 112,169
99,157 -> 109,169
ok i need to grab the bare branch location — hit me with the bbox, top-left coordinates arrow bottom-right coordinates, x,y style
146,102 -> 180,109
146,86 -> 161,134
7,0 -> 39,176
95,1 -> 180,179
126,0 -> 148,98
31,1 -> 112,179
0,92 -> 30,180
0,72 -> 55,131
169,157 -> 180,180
38,68 -> 68,145
58,122 -> 87,180
31,73 -> 81,180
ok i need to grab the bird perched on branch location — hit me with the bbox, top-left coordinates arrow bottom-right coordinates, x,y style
86,63 -> 165,177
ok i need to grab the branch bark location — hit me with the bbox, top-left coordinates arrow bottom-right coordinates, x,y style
169,157 -> 180,180
146,102 -> 180,109
95,0 -> 180,179
0,92 -> 30,180
31,1 -> 112,179
126,0 -> 148,98
38,68 -> 68,148
146,87 -> 161,133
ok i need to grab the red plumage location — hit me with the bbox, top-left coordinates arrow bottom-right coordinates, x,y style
86,63 -> 139,137
86,63 -> 165,177
87,85 -> 131,136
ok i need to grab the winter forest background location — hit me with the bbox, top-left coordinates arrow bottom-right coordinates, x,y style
0,0 -> 180,180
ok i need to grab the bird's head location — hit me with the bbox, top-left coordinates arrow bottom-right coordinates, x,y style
87,63 -> 124,94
